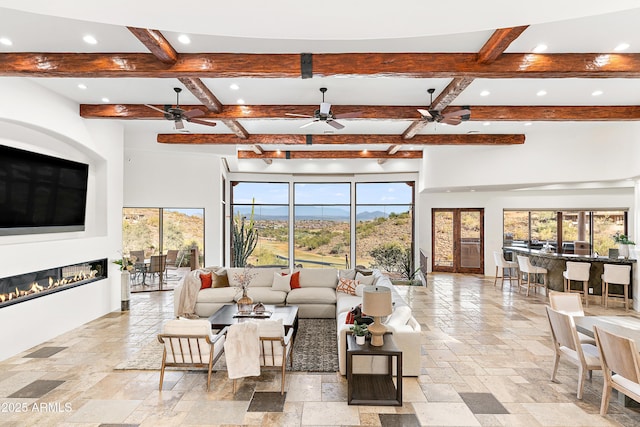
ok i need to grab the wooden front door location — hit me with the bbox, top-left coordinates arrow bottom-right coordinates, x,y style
432,208 -> 484,274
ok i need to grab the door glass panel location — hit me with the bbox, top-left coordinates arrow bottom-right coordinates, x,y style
460,211 -> 481,268
433,211 -> 454,268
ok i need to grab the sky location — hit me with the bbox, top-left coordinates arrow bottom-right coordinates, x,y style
232,182 -> 413,205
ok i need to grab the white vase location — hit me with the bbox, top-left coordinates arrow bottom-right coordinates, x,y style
618,244 -> 630,259
121,271 -> 131,311
356,335 -> 366,345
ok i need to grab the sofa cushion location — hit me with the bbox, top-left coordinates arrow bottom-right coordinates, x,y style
244,287 -> 287,304
385,305 -> 412,328
356,272 -> 376,286
298,268 -> 338,288
272,272 -> 291,292
286,287 -> 337,305
227,267 -> 286,288
338,269 -> 356,280
336,292 -> 361,315
196,287 -> 238,304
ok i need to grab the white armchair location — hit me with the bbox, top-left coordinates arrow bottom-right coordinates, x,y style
157,319 -> 226,391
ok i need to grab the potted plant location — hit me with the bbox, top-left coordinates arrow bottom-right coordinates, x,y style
613,233 -> 636,259
350,320 -> 368,345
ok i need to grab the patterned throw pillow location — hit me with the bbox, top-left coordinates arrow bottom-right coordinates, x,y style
336,277 -> 359,295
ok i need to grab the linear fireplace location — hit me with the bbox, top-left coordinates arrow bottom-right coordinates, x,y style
0,259 -> 108,308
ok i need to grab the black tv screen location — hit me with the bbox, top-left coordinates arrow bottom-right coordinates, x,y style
0,145 -> 89,236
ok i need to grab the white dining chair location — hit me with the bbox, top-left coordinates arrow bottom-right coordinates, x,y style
562,261 -> 591,306
548,291 -> 596,345
517,255 -> 548,297
545,306 -> 601,399
493,251 -> 518,289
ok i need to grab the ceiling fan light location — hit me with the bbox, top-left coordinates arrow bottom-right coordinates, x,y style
320,102 -> 331,116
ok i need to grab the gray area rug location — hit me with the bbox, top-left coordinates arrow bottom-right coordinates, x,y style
115,318 -> 338,373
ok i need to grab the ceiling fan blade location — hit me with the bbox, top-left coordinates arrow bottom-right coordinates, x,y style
145,104 -> 168,114
333,111 -> 362,119
441,117 -> 462,125
285,113 -> 315,118
174,119 -> 185,130
442,109 -> 471,118
327,120 -> 345,130
184,109 -> 205,119
188,118 -> 217,127
417,109 -> 432,119
320,102 -> 331,116
300,120 -> 318,129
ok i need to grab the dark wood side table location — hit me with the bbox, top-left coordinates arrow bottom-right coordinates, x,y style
346,333 -> 402,406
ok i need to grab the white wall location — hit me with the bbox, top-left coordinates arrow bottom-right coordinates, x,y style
124,131 -> 224,266
0,79 -> 124,361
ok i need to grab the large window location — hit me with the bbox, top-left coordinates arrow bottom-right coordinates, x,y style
231,182 -> 289,267
294,183 -> 350,269
504,209 -> 627,255
230,179 -> 416,271
355,182 -> 414,271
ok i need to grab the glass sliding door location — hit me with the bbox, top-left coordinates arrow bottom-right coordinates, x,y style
432,208 -> 484,274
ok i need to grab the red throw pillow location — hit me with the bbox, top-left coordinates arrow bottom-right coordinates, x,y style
282,271 -> 301,289
200,272 -> 213,289
345,311 -> 355,324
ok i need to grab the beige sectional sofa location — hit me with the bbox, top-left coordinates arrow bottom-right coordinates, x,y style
173,267 -> 422,376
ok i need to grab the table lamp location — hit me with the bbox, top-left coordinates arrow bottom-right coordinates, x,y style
362,285 -> 393,346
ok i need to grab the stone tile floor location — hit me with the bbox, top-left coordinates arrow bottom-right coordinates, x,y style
0,273 -> 639,426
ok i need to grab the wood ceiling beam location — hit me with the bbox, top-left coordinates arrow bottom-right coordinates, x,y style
82,104 -> 640,121
177,77 -> 223,112
237,150 -> 423,160
430,77 -> 475,111
477,26 -> 530,64
222,119 -> 250,138
4,53 -> 640,78
127,27 -> 178,64
157,133 -> 525,145
401,120 -> 429,139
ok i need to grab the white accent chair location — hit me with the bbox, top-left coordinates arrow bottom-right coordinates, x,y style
256,319 -> 294,395
157,319 -> 227,392
594,325 -> 640,416
517,255 -> 548,297
602,264 -> 632,311
545,306 -> 601,399
493,251 -> 518,290
562,261 -> 591,306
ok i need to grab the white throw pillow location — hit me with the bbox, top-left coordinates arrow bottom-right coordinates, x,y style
271,272 -> 292,292
355,272 -> 376,286
355,283 -> 367,297
385,306 -> 412,328
338,269 -> 356,280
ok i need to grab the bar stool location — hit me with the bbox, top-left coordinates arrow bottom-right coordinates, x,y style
493,251 -> 518,289
516,255 -> 548,297
602,264 -> 632,311
562,261 -> 591,306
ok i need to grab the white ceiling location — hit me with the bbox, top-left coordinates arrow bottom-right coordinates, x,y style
0,2 -> 639,170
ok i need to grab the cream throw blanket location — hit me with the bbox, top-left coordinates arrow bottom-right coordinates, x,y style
224,322 -> 260,379
176,268 -> 211,319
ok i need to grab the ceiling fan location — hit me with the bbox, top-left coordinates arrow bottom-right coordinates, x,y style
286,87 -> 361,130
144,87 -> 217,130
417,88 -> 471,126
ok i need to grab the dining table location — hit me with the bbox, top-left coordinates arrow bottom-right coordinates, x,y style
573,315 -> 640,408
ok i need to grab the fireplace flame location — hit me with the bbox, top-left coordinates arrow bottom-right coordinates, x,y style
0,269 -> 98,305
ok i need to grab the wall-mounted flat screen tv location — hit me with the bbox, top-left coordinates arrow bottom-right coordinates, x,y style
0,145 -> 89,236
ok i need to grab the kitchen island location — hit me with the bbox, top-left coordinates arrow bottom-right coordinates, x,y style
503,247 -> 636,304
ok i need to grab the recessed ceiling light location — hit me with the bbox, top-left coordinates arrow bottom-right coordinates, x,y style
83,35 -> 98,45
470,189 -> 476,192
237,99 -> 245,104
483,122 -> 491,126
524,122 -> 533,126
276,149 -> 281,155
0,37 -> 12,46
480,90 -> 490,97
362,149 -> 368,154
101,97 -> 109,103
441,123 -> 448,126
591,90 -> 603,96
77,83 -> 87,90
177,34 -> 191,44
532,44 -> 547,53
229,83 -> 240,90
536,90 -> 547,97
614,43 -> 630,52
